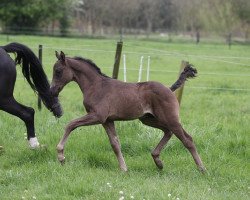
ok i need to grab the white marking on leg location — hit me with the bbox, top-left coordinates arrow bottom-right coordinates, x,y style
28,137 -> 40,149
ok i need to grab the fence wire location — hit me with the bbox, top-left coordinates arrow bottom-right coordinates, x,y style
19,44 -> 250,93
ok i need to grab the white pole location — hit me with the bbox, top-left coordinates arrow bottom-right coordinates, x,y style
146,56 -> 150,81
123,54 -> 126,82
138,56 -> 144,82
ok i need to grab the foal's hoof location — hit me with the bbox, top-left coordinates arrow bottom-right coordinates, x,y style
120,166 -> 128,172
60,159 -> 65,165
58,155 -> 65,165
199,166 -> 206,173
154,159 -> 164,170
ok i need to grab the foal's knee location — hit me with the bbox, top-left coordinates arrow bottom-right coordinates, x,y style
171,125 -> 195,150
183,130 -> 193,142
182,137 -> 195,150
110,136 -> 119,148
151,150 -> 159,158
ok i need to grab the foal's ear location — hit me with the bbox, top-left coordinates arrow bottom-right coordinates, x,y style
55,51 -> 60,60
60,51 -> 66,62
55,51 -> 66,62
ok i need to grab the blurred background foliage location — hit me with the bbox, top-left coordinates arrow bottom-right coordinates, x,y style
0,0 -> 249,41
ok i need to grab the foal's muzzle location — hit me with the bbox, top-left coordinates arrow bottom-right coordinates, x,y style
50,86 -> 60,97
50,85 -> 63,117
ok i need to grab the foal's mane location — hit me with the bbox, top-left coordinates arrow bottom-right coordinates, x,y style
73,56 -> 110,78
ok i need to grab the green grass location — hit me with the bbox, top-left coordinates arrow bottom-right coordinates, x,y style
0,34 -> 249,200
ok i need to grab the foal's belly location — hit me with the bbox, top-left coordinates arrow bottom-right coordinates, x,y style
106,84 -> 152,121
108,99 -> 151,121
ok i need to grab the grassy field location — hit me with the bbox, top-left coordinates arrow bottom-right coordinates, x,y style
0,34 -> 249,200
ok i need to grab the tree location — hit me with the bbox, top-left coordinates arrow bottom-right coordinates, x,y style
0,0 -> 72,34
0,0 -> 45,30
1,0 -> 249,39
232,0 -> 250,40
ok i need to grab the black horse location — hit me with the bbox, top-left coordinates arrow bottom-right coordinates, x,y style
0,42 -> 62,148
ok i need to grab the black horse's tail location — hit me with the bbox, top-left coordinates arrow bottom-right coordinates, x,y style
170,64 -> 197,92
1,42 -> 62,117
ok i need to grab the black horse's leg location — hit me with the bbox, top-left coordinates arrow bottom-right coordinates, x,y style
0,48 -> 39,148
0,97 -> 39,148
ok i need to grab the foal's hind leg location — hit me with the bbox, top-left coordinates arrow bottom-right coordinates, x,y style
139,115 -> 173,169
181,128 -> 206,172
151,131 -> 172,169
0,97 -> 39,148
102,121 -> 127,171
170,123 -> 205,172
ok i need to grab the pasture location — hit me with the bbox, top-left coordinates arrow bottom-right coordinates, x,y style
0,35 -> 249,200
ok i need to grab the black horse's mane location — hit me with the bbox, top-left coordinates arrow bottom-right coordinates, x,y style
74,56 -> 110,78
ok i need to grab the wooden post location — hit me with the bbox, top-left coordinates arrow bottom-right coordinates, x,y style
196,31 -> 200,44
112,41 -> 123,79
175,60 -> 189,105
38,45 -> 42,110
227,32 -> 232,49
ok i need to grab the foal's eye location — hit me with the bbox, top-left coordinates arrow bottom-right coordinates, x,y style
55,68 -> 62,77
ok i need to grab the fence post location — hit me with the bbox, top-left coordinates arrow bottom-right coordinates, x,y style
175,60 -> 189,105
196,31 -> 200,44
123,54 -> 127,82
38,45 -> 42,110
227,32 -> 232,49
138,56 -> 144,82
112,41 -> 123,79
146,56 -> 150,81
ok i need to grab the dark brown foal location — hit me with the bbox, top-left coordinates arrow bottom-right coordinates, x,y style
51,51 -> 205,172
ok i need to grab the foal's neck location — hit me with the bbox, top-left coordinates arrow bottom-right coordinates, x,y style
69,59 -> 104,93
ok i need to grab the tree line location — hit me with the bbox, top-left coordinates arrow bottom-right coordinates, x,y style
0,0 -> 249,40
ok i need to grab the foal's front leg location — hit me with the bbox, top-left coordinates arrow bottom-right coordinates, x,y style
57,113 -> 101,164
102,121 -> 127,172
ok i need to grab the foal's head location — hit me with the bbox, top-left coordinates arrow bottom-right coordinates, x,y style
50,51 -> 74,97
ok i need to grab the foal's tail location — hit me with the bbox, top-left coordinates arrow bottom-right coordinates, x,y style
1,42 -> 62,117
170,64 -> 197,92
